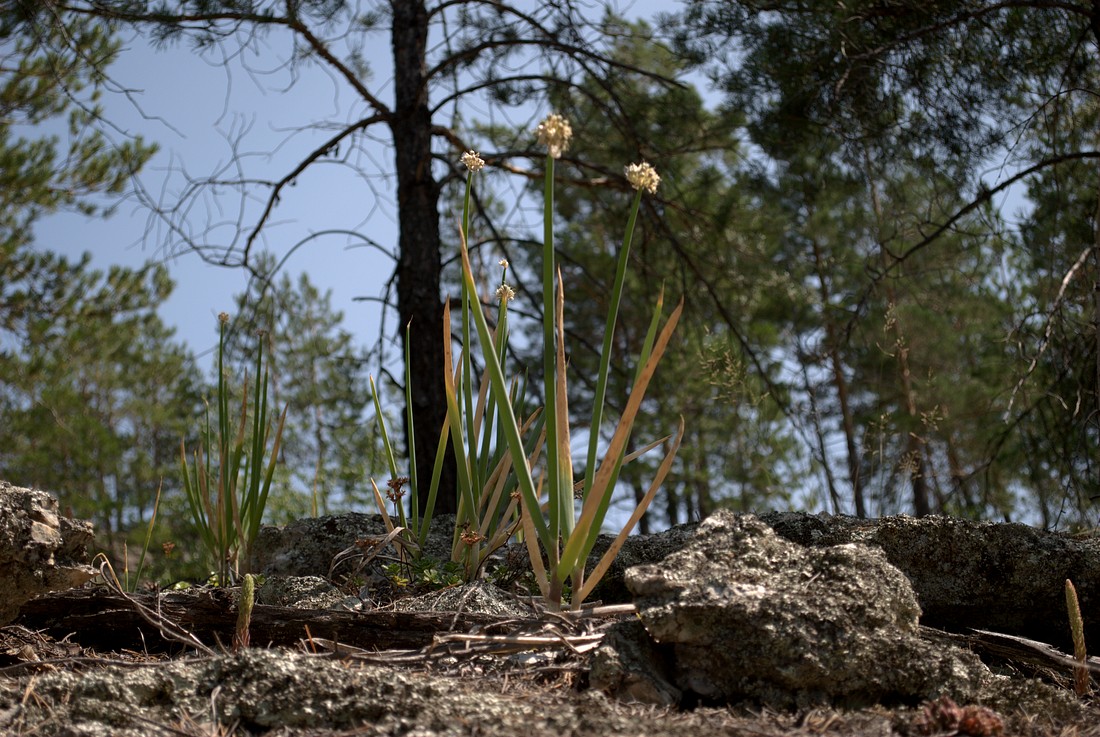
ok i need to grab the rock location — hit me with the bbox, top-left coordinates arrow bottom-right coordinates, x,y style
601,511 -> 1068,711
250,513 -> 390,577
589,618 -> 681,706
582,522 -> 699,604
256,575 -> 347,610
251,513 -> 456,578
253,508 -> 1100,648
0,480 -> 95,625
761,511 -> 1100,647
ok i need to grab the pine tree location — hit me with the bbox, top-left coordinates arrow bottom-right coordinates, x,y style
0,260 -> 203,539
666,0 -> 1100,522
0,3 -> 176,539
485,24 -> 805,526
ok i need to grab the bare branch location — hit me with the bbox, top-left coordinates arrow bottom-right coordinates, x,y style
242,114 -> 387,263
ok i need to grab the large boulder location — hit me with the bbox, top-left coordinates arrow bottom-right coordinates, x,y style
0,481 -> 95,625
251,513 -> 458,578
592,511 -> 1068,711
762,511 -> 1100,646
586,511 -> 1100,648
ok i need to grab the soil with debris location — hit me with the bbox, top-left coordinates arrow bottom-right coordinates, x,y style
3,507 -> 1100,736
6,619 -> 1095,737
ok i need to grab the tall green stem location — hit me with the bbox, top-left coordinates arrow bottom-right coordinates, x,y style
584,188 -> 643,498
542,155 -> 562,556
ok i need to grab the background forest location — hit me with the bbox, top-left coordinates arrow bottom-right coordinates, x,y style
2,1 -> 1098,578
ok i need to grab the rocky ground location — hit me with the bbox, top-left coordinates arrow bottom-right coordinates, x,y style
2,481 -> 1100,736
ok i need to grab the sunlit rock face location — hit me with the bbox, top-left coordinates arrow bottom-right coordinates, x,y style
597,511 -> 993,710
0,480 -> 95,625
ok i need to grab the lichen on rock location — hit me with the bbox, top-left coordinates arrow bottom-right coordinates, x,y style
0,480 -> 95,625
596,511 -> 1075,714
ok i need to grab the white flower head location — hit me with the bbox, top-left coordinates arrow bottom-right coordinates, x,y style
536,114 -> 572,159
461,150 -> 485,172
625,161 -> 660,194
496,283 -> 516,303
498,258 -> 509,270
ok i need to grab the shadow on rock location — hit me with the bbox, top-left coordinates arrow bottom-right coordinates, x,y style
592,511 -> 1080,719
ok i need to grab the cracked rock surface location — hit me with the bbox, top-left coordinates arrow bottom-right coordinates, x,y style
4,505 -> 1098,736
0,480 -> 95,625
762,511 -> 1100,645
593,511 -> 1077,714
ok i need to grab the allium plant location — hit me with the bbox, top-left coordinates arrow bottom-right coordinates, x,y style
370,118 -> 683,609
180,313 -> 287,585
370,150 -> 542,578
457,116 -> 684,610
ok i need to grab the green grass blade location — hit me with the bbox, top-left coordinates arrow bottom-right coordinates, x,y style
576,417 -> 684,606
245,404 -> 287,565
459,236 -> 551,550
369,375 -> 400,480
132,480 -> 163,589
558,297 -> 683,579
541,154 -> 561,549
578,290 -> 669,558
442,300 -> 479,545
584,188 -> 643,499
403,322 -> 419,534
553,268 -> 574,549
416,418 -> 451,551
461,279 -> 481,502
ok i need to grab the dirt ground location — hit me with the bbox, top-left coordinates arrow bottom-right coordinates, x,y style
2,592 -> 1100,737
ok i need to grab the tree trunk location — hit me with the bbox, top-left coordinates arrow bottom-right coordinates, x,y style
863,148 -> 931,517
390,0 -> 456,514
811,237 -> 867,518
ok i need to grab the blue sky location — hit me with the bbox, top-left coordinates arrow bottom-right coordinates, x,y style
31,4 -> 668,368
35,22 -> 410,363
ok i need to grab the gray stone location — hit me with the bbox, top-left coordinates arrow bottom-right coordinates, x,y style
612,511 -> 1046,710
761,511 -> 1100,646
589,618 -> 681,706
251,512 -> 457,578
582,522 -> 699,604
256,575 -> 347,610
250,512 -> 390,577
0,480 -> 95,625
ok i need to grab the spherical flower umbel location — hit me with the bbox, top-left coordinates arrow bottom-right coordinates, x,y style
496,283 -> 516,303
625,161 -> 660,194
461,150 -> 485,172
536,113 -> 572,159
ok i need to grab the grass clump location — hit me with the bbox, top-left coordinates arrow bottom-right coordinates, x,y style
180,313 -> 287,586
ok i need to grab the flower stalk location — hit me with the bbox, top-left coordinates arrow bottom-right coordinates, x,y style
455,115 -> 683,610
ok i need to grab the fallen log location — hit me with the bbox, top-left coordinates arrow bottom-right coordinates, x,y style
16,586 -> 500,654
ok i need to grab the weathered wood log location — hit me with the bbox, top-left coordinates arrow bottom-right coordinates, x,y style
15,586 -> 500,654
922,625 -> 1100,683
